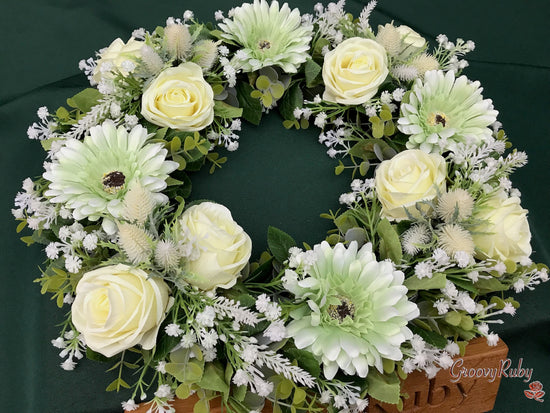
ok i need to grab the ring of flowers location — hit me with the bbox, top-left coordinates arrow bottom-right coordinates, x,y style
14,1 -> 548,412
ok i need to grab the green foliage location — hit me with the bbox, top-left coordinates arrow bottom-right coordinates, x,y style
409,324 -> 447,348
366,369 -> 401,405
165,346 -> 205,383
304,59 -> 322,87
376,219 -> 403,263
404,273 -> 447,290
284,348 -> 321,378
214,101 -> 243,119
66,88 -> 102,112
267,226 -> 297,263
279,84 -> 303,120
236,82 -> 263,125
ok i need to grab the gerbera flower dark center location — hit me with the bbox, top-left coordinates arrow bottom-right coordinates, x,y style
102,171 -> 126,194
427,112 -> 448,127
328,297 -> 356,322
258,40 -> 272,50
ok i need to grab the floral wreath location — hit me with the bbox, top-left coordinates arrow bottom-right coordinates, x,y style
14,0 -> 549,412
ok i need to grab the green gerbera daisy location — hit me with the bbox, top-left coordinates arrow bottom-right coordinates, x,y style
219,0 -> 313,73
398,70 -> 498,153
44,121 -> 178,232
286,241 -> 419,380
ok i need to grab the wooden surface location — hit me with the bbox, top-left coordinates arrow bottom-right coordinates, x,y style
369,338 -> 509,413
133,337 -> 508,413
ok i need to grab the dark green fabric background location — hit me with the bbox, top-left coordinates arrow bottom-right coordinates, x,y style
1,1 -> 549,412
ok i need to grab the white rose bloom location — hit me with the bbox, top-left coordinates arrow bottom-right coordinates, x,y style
374,149 -> 447,221
92,37 -> 143,83
395,25 -> 426,59
141,62 -> 215,131
322,37 -> 388,105
178,202 -> 252,290
472,192 -> 532,263
72,264 -> 172,357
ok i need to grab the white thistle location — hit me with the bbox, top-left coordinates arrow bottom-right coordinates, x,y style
165,23 -> 192,60
117,222 -> 153,264
122,183 -> 157,224
155,240 -> 182,270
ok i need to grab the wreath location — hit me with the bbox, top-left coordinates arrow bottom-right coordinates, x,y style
13,0 -> 548,412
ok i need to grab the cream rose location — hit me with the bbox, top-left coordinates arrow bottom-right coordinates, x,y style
322,37 -> 389,105
396,25 -> 426,59
72,264 -> 172,357
179,202 -> 252,290
375,149 -> 447,221
92,37 -> 143,83
472,192 -> 532,263
141,62 -> 214,131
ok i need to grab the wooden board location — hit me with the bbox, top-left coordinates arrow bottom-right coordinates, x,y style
133,337 -> 508,413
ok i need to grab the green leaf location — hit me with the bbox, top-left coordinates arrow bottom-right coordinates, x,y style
334,161 -> 345,175
176,383 -> 193,399
236,82 -> 262,125
20,236 -> 35,246
404,273 -> 447,290
184,135 -> 196,151
305,59 -> 322,87
166,176 -> 184,186
445,311 -> 462,326
448,276 -> 479,294
334,210 -> 358,234
285,348 -> 321,378
198,363 -> 229,394
16,220 -> 27,233
193,399 -> 209,413
359,161 -> 370,176
474,277 -> 508,294
86,348 -> 112,363
366,370 -> 401,404
409,324 -> 447,348
279,84 -> 303,120
105,378 -> 130,392
267,226 -> 297,263
214,100 -> 243,119
377,219 -> 402,263
293,388 -> 307,405
165,360 -> 204,383
348,139 -> 388,160
66,88 -> 102,112
256,75 -> 271,90
170,136 -> 182,153
234,385 -> 247,402
277,379 -> 294,400
380,109 -> 393,121
56,106 -> 70,120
